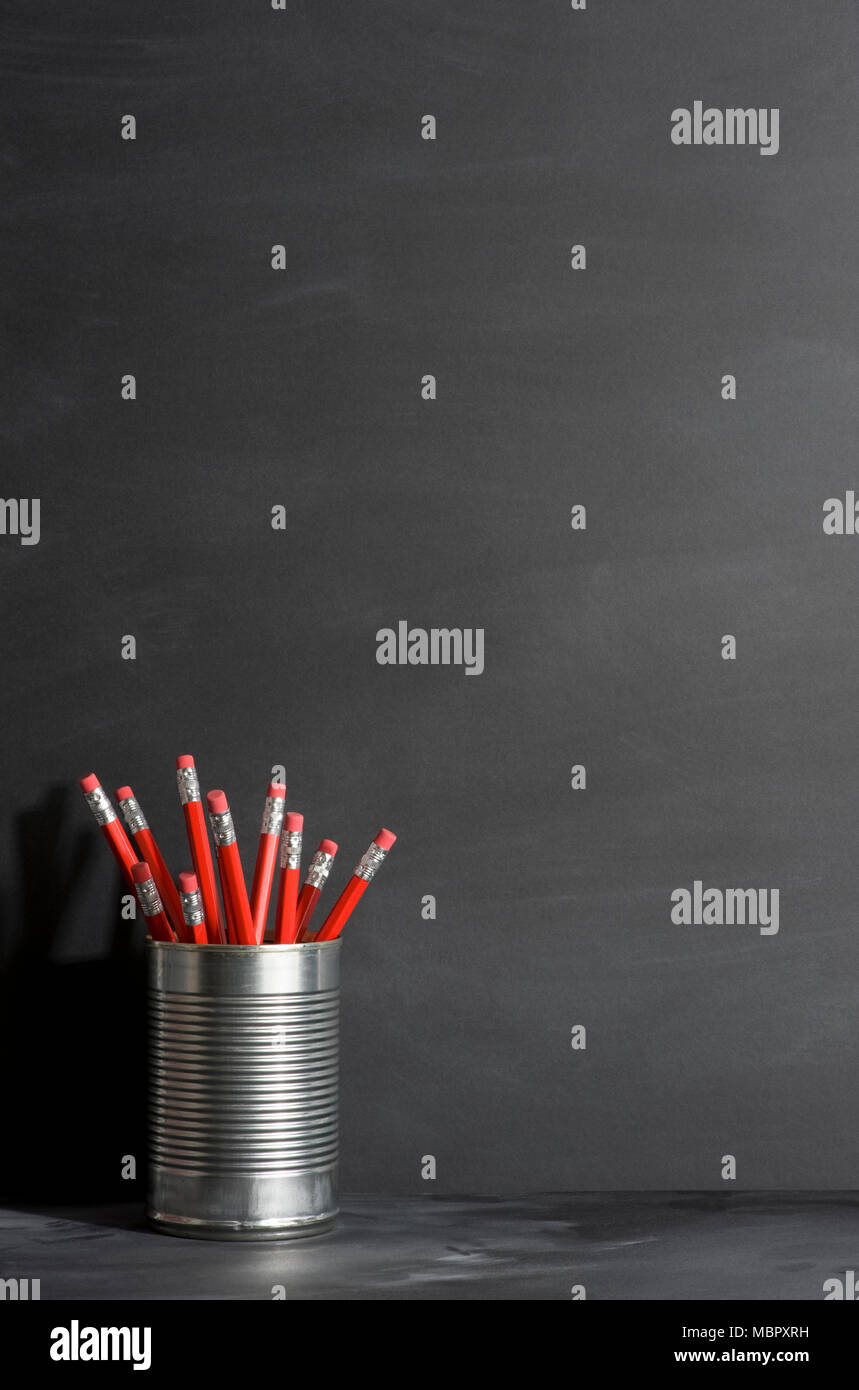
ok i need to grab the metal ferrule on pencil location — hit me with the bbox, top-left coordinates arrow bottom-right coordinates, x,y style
176,766 -> 201,804
209,808 -> 236,847
84,785 -> 116,826
135,875 -> 165,919
354,843 -> 387,882
260,796 -> 285,837
180,886 -> 205,927
118,795 -> 148,835
305,850 -> 335,889
279,828 -> 302,871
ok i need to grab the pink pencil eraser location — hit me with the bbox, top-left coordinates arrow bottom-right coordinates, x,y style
115,785 -> 134,802
268,782 -> 287,798
285,811 -> 304,831
206,789 -> 229,814
320,839 -> 338,856
176,754 -> 195,769
375,828 -> 397,851
131,861 -> 153,883
78,772 -> 100,793
178,871 -> 199,894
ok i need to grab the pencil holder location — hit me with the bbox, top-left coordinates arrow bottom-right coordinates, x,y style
146,940 -> 340,1240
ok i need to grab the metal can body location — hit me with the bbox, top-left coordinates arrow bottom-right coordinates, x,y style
146,940 -> 339,1239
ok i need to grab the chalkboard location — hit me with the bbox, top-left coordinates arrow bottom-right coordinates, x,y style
2,0 -> 858,1202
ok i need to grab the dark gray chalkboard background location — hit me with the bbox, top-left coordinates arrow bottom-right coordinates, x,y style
2,0 -> 858,1201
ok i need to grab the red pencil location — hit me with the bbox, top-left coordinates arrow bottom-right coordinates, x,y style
295,839 -> 338,941
78,773 -> 138,891
274,812 -> 303,944
206,789 -> 255,946
178,871 -> 209,945
131,861 -> 176,942
250,780 -> 286,944
177,755 -> 225,945
315,828 -> 397,941
116,785 -> 184,940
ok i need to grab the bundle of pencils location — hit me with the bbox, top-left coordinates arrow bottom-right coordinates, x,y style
78,757 -> 396,945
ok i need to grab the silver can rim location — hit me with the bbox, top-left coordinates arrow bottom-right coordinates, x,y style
145,939 -> 341,953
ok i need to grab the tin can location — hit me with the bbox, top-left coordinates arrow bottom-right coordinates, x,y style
146,940 -> 339,1239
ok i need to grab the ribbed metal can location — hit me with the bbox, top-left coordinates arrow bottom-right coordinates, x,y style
146,940 -> 340,1240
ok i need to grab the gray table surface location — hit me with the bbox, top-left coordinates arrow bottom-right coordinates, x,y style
2,1193 -> 858,1300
